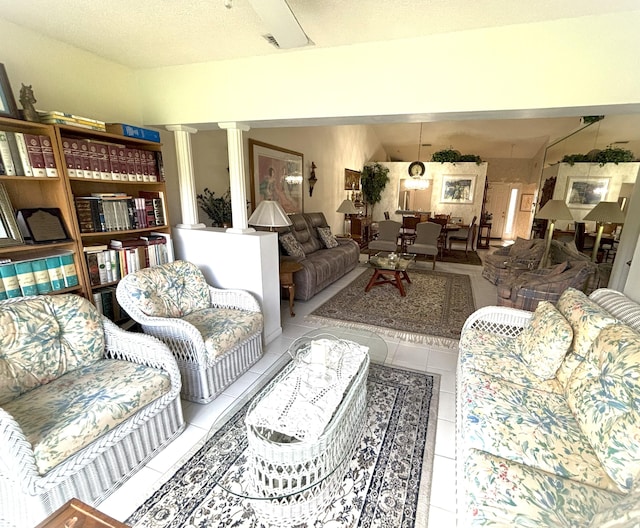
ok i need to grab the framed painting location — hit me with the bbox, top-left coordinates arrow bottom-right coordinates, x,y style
249,139 -> 304,214
520,193 -> 534,212
344,168 -> 361,190
440,175 -> 476,204
0,64 -> 19,119
565,177 -> 609,208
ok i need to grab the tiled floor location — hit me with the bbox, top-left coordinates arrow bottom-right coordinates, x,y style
99,249 -> 498,526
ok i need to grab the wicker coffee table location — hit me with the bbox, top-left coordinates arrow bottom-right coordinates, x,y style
219,333 -> 370,526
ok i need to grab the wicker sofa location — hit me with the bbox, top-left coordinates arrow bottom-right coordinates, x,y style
457,287 -> 640,526
0,294 -> 184,527
277,212 -> 360,301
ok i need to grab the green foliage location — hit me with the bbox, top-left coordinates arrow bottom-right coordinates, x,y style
361,163 -> 390,215
431,149 -> 483,164
562,147 -> 635,166
197,187 -> 232,226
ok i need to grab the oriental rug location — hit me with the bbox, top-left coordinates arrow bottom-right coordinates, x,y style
439,249 -> 482,266
307,269 -> 475,348
127,364 -> 439,528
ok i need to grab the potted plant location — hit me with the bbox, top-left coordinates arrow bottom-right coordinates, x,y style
562,146 -> 635,166
361,162 -> 390,217
431,149 -> 483,164
197,187 -> 232,227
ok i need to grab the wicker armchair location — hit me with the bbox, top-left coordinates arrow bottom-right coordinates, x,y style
116,260 -> 264,404
0,294 -> 184,527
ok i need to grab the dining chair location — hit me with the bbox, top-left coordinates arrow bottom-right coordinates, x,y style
368,219 -> 401,258
400,215 -> 421,251
430,216 -> 450,256
406,222 -> 442,269
448,215 -> 477,255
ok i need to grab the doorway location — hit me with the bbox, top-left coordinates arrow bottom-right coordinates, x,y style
485,183 -> 512,239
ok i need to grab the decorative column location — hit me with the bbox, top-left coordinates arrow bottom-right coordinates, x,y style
166,125 -> 206,229
218,122 -> 254,233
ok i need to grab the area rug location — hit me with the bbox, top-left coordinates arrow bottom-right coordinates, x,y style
307,269 -> 475,348
127,363 -> 439,528
438,249 -> 482,266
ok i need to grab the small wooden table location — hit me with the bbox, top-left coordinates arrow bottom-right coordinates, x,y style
279,259 -> 303,317
34,498 -> 130,528
365,253 -> 415,297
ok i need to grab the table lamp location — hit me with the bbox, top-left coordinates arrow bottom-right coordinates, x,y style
336,198 -> 358,235
248,200 -> 292,231
583,201 -> 626,262
535,199 -> 574,267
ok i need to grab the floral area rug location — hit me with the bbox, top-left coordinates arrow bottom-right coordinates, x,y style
127,364 -> 439,528
307,268 -> 476,348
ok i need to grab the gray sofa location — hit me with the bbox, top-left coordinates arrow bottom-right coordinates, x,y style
280,212 -> 360,301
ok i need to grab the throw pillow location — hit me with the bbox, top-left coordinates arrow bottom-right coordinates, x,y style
508,237 -> 536,258
279,232 -> 305,259
515,301 -> 573,379
317,226 -> 339,249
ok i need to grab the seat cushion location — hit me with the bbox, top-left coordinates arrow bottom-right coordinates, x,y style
2,359 -> 171,474
0,294 -> 104,405
183,307 -> 263,363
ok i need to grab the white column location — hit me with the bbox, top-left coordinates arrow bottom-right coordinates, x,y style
166,124 -> 206,229
218,122 -> 254,233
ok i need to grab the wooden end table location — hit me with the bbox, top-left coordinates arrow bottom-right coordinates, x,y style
34,498 -> 130,528
279,259 -> 303,317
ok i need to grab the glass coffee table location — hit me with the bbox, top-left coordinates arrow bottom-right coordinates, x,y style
365,252 -> 416,297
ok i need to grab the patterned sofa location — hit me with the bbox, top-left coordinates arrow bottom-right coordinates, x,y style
0,294 -> 185,527
456,287 -> 640,526
277,212 -> 360,301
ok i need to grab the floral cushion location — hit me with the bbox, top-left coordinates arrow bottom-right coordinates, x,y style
556,288 -> 616,389
183,307 -> 263,364
317,226 -> 338,249
460,449 -> 620,527
515,301 -> 573,379
459,329 -> 562,393
2,359 -> 170,474
119,260 -> 210,318
566,324 -> 640,492
279,232 -> 305,258
0,294 -> 104,405
589,490 -> 640,527
459,368 -> 619,492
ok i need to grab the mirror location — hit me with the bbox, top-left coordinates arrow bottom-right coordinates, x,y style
0,183 -> 24,247
397,178 -> 432,213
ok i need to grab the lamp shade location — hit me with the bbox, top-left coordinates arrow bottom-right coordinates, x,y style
247,200 -> 292,227
583,201 -> 626,224
535,200 -> 574,221
336,199 -> 358,214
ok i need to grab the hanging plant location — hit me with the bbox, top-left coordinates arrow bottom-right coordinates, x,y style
431,149 -> 483,164
562,146 -> 635,166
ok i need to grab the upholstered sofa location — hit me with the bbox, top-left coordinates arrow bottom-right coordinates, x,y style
0,294 -> 184,527
457,287 -> 640,527
277,212 -> 360,301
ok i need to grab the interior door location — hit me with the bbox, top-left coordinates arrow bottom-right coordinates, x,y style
485,183 -> 511,239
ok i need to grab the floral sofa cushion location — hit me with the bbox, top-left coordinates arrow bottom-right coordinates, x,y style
566,324 -> 640,492
2,359 -> 170,474
589,490 -> 640,528
182,307 -> 264,364
556,288 -> 616,389
120,260 -> 210,318
460,449 -> 621,528
459,368 -> 619,492
0,295 -> 104,405
515,301 -> 573,379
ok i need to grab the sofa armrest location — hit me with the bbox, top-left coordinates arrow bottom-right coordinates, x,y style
0,407 -> 40,489
462,306 -> 532,338
208,285 -> 261,312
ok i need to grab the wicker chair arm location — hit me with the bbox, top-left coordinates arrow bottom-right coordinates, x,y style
208,285 -> 261,312
0,408 -> 41,490
102,317 -> 183,393
462,306 -> 532,338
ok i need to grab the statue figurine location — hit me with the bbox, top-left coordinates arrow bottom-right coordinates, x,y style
19,84 -> 40,122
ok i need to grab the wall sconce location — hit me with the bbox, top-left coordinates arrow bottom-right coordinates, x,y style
308,162 -> 317,197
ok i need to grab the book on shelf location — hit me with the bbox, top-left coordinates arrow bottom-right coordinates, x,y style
60,252 -> 79,287
95,142 -> 111,180
78,140 -> 93,179
0,263 -> 21,298
0,130 -> 17,175
38,110 -> 106,131
0,273 -> 6,300
107,144 -> 121,181
39,135 -> 58,177
139,190 -> 166,227
5,132 -> 24,175
31,258 -> 53,294
150,231 -> 174,262
23,133 -> 47,177
45,256 -> 66,290
105,123 -> 161,143
13,133 -> 33,177
14,260 -> 38,296
88,142 -> 102,179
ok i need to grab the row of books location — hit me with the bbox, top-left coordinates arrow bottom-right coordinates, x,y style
84,233 -> 173,287
0,130 -> 58,177
38,110 -> 107,132
75,191 -> 166,233
62,136 -> 164,182
0,252 -> 79,300
92,286 -> 128,322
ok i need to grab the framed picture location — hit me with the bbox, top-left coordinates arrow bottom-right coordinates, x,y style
520,193 -> 534,212
565,177 -> 609,208
16,208 -> 71,244
249,139 -> 304,214
0,64 -> 19,119
0,183 -> 24,247
440,175 -> 476,204
344,168 -> 361,190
